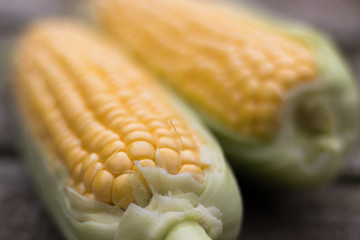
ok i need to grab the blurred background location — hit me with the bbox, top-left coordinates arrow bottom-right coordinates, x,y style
0,0 -> 359,239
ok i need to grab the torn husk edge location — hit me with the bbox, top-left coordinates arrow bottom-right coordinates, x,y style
16,86 -> 242,240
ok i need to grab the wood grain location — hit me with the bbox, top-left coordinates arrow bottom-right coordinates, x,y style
0,0 -> 359,239
0,37 -> 16,154
239,0 -> 360,53
0,160 -> 63,240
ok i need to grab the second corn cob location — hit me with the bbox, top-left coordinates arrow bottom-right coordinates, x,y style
93,0 -> 359,188
13,19 -> 242,240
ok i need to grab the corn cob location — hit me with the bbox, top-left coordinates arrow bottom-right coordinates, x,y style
93,0 -> 359,188
13,19 -> 242,240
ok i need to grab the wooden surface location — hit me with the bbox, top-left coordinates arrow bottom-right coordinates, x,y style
0,0 -> 359,239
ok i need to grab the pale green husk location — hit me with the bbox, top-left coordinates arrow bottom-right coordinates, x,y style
90,0 -> 359,188
18,89 -> 242,240
193,3 -> 360,188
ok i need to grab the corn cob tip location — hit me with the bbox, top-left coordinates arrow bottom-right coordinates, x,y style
93,0 -> 318,141
14,18 -> 242,240
92,0 -> 359,188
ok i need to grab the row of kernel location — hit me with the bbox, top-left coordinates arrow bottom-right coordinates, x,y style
48,25 -> 204,175
19,22 -> 206,209
25,32 -> 137,207
33,47 -> 120,157
104,0 -> 311,139
19,47 -> 89,186
25,29 -> 141,207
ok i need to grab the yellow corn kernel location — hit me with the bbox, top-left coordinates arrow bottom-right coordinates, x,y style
84,162 -> 104,190
138,159 -> 157,168
14,20 -> 205,209
104,152 -> 133,175
180,150 -> 201,167
81,153 -> 100,177
127,141 -> 155,160
178,164 -> 203,182
124,131 -> 153,144
178,164 -> 203,175
112,173 -> 135,209
75,183 -> 86,195
91,170 -> 114,203
96,0 -> 317,139
99,140 -> 126,160
157,136 -> 181,151
155,148 -> 181,174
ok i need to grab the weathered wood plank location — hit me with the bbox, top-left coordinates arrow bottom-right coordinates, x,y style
0,159 -> 62,240
0,37 -> 17,154
239,138 -> 360,240
238,0 -> 360,52
0,0 -> 74,154
0,1 -> 360,239
0,0 -> 74,36
239,48 -> 360,239
240,183 -> 360,240
342,55 -> 360,178
1,159 -> 360,240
